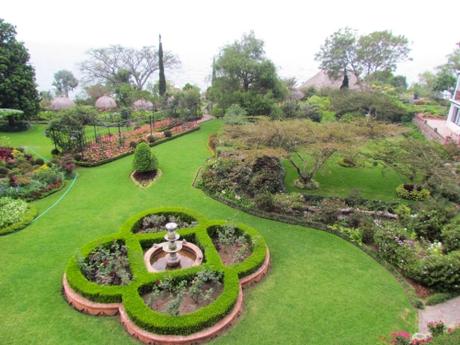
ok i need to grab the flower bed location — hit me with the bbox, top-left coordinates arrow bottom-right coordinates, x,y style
63,207 -> 269,342
77,120 -> 199,165
0,197 -> 37,235
0,147 -> 65,201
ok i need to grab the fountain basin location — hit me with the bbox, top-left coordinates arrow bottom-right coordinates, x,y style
144,241 -> 203,272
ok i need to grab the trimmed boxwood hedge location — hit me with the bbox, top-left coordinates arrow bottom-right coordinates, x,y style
65,207 -> 268,335
0,204 -> 37,236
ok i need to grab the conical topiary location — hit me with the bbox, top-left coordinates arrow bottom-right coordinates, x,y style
132,142 -> 158,173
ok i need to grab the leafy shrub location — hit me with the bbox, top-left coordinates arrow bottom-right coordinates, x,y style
135,212 -> 197,233
272,192 -> 305,214
412,251 -> 460,292
132,142 -> 158,173
441,220 -> 460,253
374,225 -> 417,271
429,327 -> 460,345
0,197 -> 28,228
330,224 -> 363,245
410,207 -> 449,242
425,292 -> 457,306
330,90 -> 411,122
200,154 -> 284,198
428,321 -> 446,337
396,184 -> 430,201
391,331 -> 411,345
253,192 -> 273,211
313,198 -> 347,224
79,240 -> 132,285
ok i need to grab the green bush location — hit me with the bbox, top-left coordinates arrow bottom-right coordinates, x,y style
442,220 -> 460,253
330,90 -> 411,122
410,207 -> 449,242
0,197 -> 37,235
412,251 -> 460,292
425,292 -> 458,306
374,225 -> 417,271
65,207 -> 268,336
430,328 -> 460,344
132,142 -> 158,173
396,184 -> 430,201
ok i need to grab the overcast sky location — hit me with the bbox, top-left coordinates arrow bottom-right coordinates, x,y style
3,0 -> 460,96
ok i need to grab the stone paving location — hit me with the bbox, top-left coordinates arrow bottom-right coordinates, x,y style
419,296 -> 460,333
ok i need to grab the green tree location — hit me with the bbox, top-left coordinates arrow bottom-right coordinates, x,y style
223,118 -> 403,188
209,31 -> 285,115
0,18 -> 39,118
132,142 -> 158,173
316,28 -> 410,84
53,70 -> 78,97
158,35 -> 166,97
80,44 -> 179,90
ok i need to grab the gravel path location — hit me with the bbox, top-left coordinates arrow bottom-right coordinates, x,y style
419,296 -> 460,333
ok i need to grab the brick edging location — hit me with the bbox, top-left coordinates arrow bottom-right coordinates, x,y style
62,248 -> 270,344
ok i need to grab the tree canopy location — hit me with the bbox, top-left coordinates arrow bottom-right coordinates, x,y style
80,45 -> 179,90
0,18 -> 39,118
315,28 -> 410,85
222,118 -> 405,188
53,70 -> 78,97
209,31 -> 286,115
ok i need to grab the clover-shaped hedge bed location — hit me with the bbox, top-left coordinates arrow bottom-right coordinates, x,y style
64,207 -> 268,336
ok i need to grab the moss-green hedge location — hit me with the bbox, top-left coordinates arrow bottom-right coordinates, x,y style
0,204 -> 37,236
65,207 -> 268,335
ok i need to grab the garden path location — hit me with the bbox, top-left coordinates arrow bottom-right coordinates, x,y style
419,296 -> 460,333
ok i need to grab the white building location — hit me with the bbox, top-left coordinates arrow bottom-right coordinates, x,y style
446,73 -> 460,135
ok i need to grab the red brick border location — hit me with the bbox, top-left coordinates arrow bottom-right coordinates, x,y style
62,248 -> 270,344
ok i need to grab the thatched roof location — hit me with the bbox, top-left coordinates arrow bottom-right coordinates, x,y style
50,97 -> 75,111
132,99 -> 153,111
95,96 -> 117,111
301,70 -> 360,90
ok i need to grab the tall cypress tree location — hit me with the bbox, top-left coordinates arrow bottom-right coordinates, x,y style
211,57 -> 217,87
158,34 -> 166,97
0,18 -> 39,117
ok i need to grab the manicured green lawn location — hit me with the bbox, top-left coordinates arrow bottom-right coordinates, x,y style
0,120 -> 416,345
4,124 -> 54,159
284,154 -> 405,201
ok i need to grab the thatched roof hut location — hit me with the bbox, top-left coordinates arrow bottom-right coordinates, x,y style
50,97 -> 75,111
95,96 -> 117,111
132,99 -> 153,111
301,70 -> 361,91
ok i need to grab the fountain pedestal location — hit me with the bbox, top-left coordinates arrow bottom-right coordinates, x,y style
144,222 -> 203,272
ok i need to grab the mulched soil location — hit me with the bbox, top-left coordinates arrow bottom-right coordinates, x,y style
132,170 -> 157,187
144,282 -> 223,315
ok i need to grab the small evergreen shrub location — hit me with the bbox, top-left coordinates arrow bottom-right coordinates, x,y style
396,184 -> 430,201
133,142 -> 158,173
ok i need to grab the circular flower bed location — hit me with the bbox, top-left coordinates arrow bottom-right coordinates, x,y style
63,207 -> 269,344
0,197 -> 37,235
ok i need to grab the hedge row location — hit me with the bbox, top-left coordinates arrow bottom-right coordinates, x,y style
75,126 -> 200,167
65,207 -> 268,335
0,205 -> 38,236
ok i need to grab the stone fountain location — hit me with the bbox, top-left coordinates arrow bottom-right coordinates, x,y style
144,222 -> 203,272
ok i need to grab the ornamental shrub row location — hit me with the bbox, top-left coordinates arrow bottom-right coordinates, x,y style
65,207 -> 268,335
